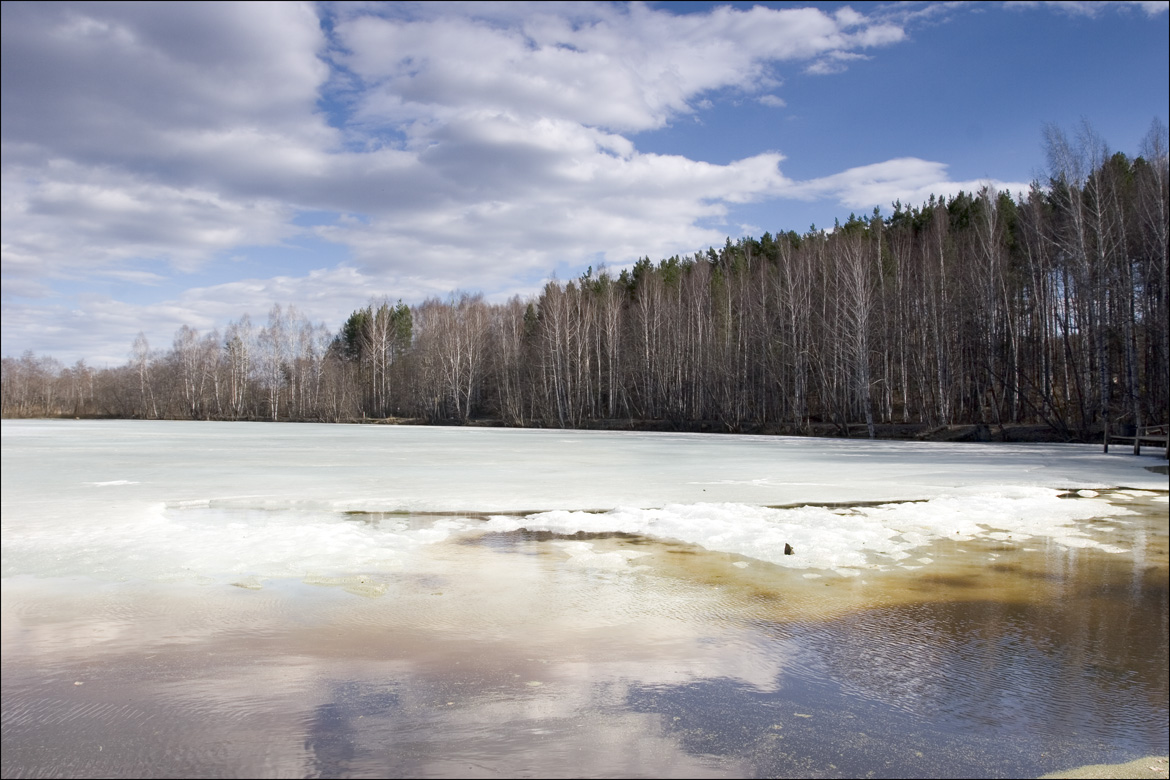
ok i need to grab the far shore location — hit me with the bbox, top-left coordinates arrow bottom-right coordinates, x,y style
10,414 -> 1169,450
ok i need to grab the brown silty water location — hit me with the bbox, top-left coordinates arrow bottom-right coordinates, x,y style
2,491 -> 1166,779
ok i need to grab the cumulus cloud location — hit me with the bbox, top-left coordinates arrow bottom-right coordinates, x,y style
335,3 -> 903,135
1,0 -> 331,301
1,2 -> 331,168
314,150 -> 792,295
3,160 -> 296,280
784,158 -> 1030,212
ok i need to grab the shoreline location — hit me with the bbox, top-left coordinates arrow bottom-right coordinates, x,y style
1041,756 -> 1170,779
8,413 -> 1166,448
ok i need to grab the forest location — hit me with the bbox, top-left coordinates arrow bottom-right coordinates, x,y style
3,125 -> 1168,441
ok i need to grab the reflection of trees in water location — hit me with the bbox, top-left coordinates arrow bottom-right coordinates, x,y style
305,701 -> 356,777
627,603 -> 1165,776
622,560 -> 1168,779
304,683 -> 404,779
809,577 -> 1169,743
625,675 -> 1018,779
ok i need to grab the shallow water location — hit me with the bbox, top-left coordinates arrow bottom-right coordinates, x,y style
2,421 -> 1167,778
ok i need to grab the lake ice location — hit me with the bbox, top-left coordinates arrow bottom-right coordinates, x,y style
1,419 -> 1165,583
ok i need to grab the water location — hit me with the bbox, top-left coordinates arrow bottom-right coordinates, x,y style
2,420 -> 1167,778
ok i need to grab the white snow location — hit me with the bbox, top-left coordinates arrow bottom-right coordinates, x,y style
480,487 -> 1131,570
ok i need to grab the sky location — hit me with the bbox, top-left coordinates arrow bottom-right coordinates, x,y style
2,1 -> 1168,366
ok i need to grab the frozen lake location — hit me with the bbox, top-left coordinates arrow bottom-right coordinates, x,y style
2,419 -> 1167,778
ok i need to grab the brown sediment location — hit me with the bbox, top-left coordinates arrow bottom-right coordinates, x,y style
1040,755 -> 1169,779
626,488 -> 1169,620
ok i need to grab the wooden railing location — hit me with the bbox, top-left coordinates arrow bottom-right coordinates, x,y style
1104,423 -> 1169,457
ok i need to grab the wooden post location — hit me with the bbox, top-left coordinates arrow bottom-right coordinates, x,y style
1103,420 -> 1109,454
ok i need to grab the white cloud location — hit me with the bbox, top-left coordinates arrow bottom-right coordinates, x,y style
335,3 -> 905,133
835,6 -> 868,27
314,147 -> 791,287
1003,0 -> 1169,17
1,0 -> 333,305
1,2 -> 330,164
785,158 -> 1030,212
805,50 -> 872,75
2,160 -> 296,278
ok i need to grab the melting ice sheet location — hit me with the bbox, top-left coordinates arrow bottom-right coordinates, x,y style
1,419 -> 1166,583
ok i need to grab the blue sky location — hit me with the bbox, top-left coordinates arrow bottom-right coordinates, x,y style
2,0 -> 1167,365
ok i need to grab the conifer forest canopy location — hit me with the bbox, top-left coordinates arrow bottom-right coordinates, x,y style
3,127 -> 1169,441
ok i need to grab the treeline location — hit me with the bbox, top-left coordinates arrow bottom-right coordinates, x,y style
4,124 -> 1168,439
